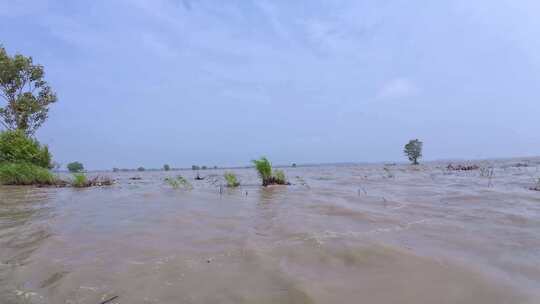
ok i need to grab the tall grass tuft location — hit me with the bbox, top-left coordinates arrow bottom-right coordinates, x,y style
252,157 -> 289,186
252,157 -> 272,185
274,170 -> 287,185
72,173 -> 87,188
224,172 -> 240,187
0,162 -> 57,185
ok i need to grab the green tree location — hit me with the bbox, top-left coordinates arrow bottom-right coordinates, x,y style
67,161 -> 84,173
0,46 -> 57,135
404,139 -> 423,165
163,164 -> 170,171
0,130 -> 52,168
137,166 -> 145,172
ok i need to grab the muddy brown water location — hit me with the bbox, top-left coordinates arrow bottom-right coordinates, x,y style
1,159 -> 540,303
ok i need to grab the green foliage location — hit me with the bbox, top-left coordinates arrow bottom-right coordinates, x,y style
0,45 -> 57,135
274,170 -> 287,184
252,157 -> 272,182
201,165 -> 208,170
164,175 -> 192,189
192,165 -> 200,170
224,172 -> 240,187
0,162 -> 56,185
404,139 -> 423,165
252,157 -> 289,186
292,163 -> 297,168
71,173 -> 113,188
67,161 -> 84,173
0,130 -> 52,168
137,167 -> 145,172
163,164 -> 170,171
71,173 -> 87,188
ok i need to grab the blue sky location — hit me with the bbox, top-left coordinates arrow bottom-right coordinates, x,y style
1,0 -> 539,169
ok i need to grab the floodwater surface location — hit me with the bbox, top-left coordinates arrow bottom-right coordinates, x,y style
1,159 -> 540,303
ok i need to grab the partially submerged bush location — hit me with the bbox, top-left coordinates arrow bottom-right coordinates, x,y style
447,164 -> 480,171
252,157 -> 289,186
253,157 -> 272,183
71,173 -> 87,187
165,175 -> 192,189
0,162 -> 57,185
71,173 -> 114,188
274,170 -> 287,184
224,172 -> 240,187
67,161 -> 84,173
0,130 -> 52,168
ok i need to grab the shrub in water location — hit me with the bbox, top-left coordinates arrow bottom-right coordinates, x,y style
224,172 -> 240,187
252,157 -> 289,186
72,173 -> 87,188
274,170 -> 287,185
0,162 -> 56,185
252,157 -> 272,184
0,130 -> 52,168
165,175 -> 192,189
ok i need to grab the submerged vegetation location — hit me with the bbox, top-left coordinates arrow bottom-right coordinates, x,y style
71,173 -> 114,188
224,172 -> 240,188
252,157 -> 289,186
165,175 -> 192,189
274,170 -> 287,184
71,173 -> 87,187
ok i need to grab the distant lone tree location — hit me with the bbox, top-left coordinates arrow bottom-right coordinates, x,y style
0,46 -> 57,135
163,164 -> 170,171
404,139 -> 423,165
137,167 -> 145,172
192,165 -> 200,171
67,161 -> 84,173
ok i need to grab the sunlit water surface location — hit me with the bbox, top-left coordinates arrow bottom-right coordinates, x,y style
1,159 -> 540,303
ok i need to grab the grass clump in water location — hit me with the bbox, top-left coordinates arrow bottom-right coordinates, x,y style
252,157 -> 289,186
71,173 -> 87,187
165,175 -> 192,189
71,173 -> 114,188
224,172 -> 240,188
0,162 -> 57,185
274,170 -> 287,184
